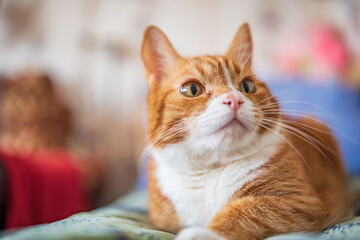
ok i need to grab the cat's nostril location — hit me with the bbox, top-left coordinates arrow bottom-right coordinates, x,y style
223,95 -> 243,111
223,100 -> 232,106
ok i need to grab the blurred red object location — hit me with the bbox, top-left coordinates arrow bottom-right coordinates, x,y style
278,24 -> 349,82
0,149 -> 90,229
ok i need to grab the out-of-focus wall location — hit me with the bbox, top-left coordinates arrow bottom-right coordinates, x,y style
1,0 -> 359,108
0,0 -> 359,203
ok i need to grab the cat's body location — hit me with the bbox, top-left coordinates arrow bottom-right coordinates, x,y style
148,116 -> 348,240
141,24 -> 349,240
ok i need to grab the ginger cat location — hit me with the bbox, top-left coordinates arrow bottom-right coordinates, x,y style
141,23 -> 349,240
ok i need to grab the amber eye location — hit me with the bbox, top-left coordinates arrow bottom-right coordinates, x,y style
180,81 -> 204,98
239,78 -> 255,94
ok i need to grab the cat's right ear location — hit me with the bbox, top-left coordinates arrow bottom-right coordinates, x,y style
141,26 -> 180,87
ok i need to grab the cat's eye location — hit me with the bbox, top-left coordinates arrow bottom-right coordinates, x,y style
239,78 -> 255,94
180,81 -> 204,98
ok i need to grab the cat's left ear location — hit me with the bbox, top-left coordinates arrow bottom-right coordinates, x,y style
225,23 -> 253,70
141,26 -> 180,87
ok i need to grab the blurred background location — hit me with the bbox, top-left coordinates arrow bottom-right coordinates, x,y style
0,0 -> 359,205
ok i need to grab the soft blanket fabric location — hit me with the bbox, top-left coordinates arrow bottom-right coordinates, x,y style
1,179 -> 360,240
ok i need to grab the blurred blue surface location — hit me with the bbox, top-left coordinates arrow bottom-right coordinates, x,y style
267,79 -> 360,175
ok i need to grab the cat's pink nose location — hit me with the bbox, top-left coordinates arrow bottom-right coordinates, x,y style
223,94 -> 244,111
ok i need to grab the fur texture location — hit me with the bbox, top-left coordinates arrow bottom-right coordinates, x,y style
141,23 -> 349,240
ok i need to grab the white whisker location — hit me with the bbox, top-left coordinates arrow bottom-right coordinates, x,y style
259,122 -> 313,177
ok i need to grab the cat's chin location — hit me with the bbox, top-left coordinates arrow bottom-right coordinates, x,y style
214,119 -> 247,135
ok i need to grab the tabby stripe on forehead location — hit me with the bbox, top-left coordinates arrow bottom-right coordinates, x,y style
203,58 -> 218,71
224,58 -> 231,70
203,56 -> 218,64
216,60 -> 225,81
224,57 -> 239,76
225,57 -> 241,75
193,58 -> 205,75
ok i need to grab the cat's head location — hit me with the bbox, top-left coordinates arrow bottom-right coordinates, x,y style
141,23 -> 280,169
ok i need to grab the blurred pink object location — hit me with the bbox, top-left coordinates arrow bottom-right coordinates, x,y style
278,24 -> 348,82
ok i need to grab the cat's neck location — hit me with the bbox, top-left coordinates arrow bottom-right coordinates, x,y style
151,124 -> 283,173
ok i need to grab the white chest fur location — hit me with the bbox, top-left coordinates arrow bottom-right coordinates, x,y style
154,156 -> 269,227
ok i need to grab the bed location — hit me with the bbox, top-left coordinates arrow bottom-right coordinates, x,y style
1,176 -> 360,240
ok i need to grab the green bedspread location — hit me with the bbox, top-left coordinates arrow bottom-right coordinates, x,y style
1,179 -> 360,240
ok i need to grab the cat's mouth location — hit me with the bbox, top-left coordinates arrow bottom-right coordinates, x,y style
216,118 -> 247,134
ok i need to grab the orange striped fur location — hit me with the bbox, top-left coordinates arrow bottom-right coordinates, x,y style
141,23 -> 350,240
